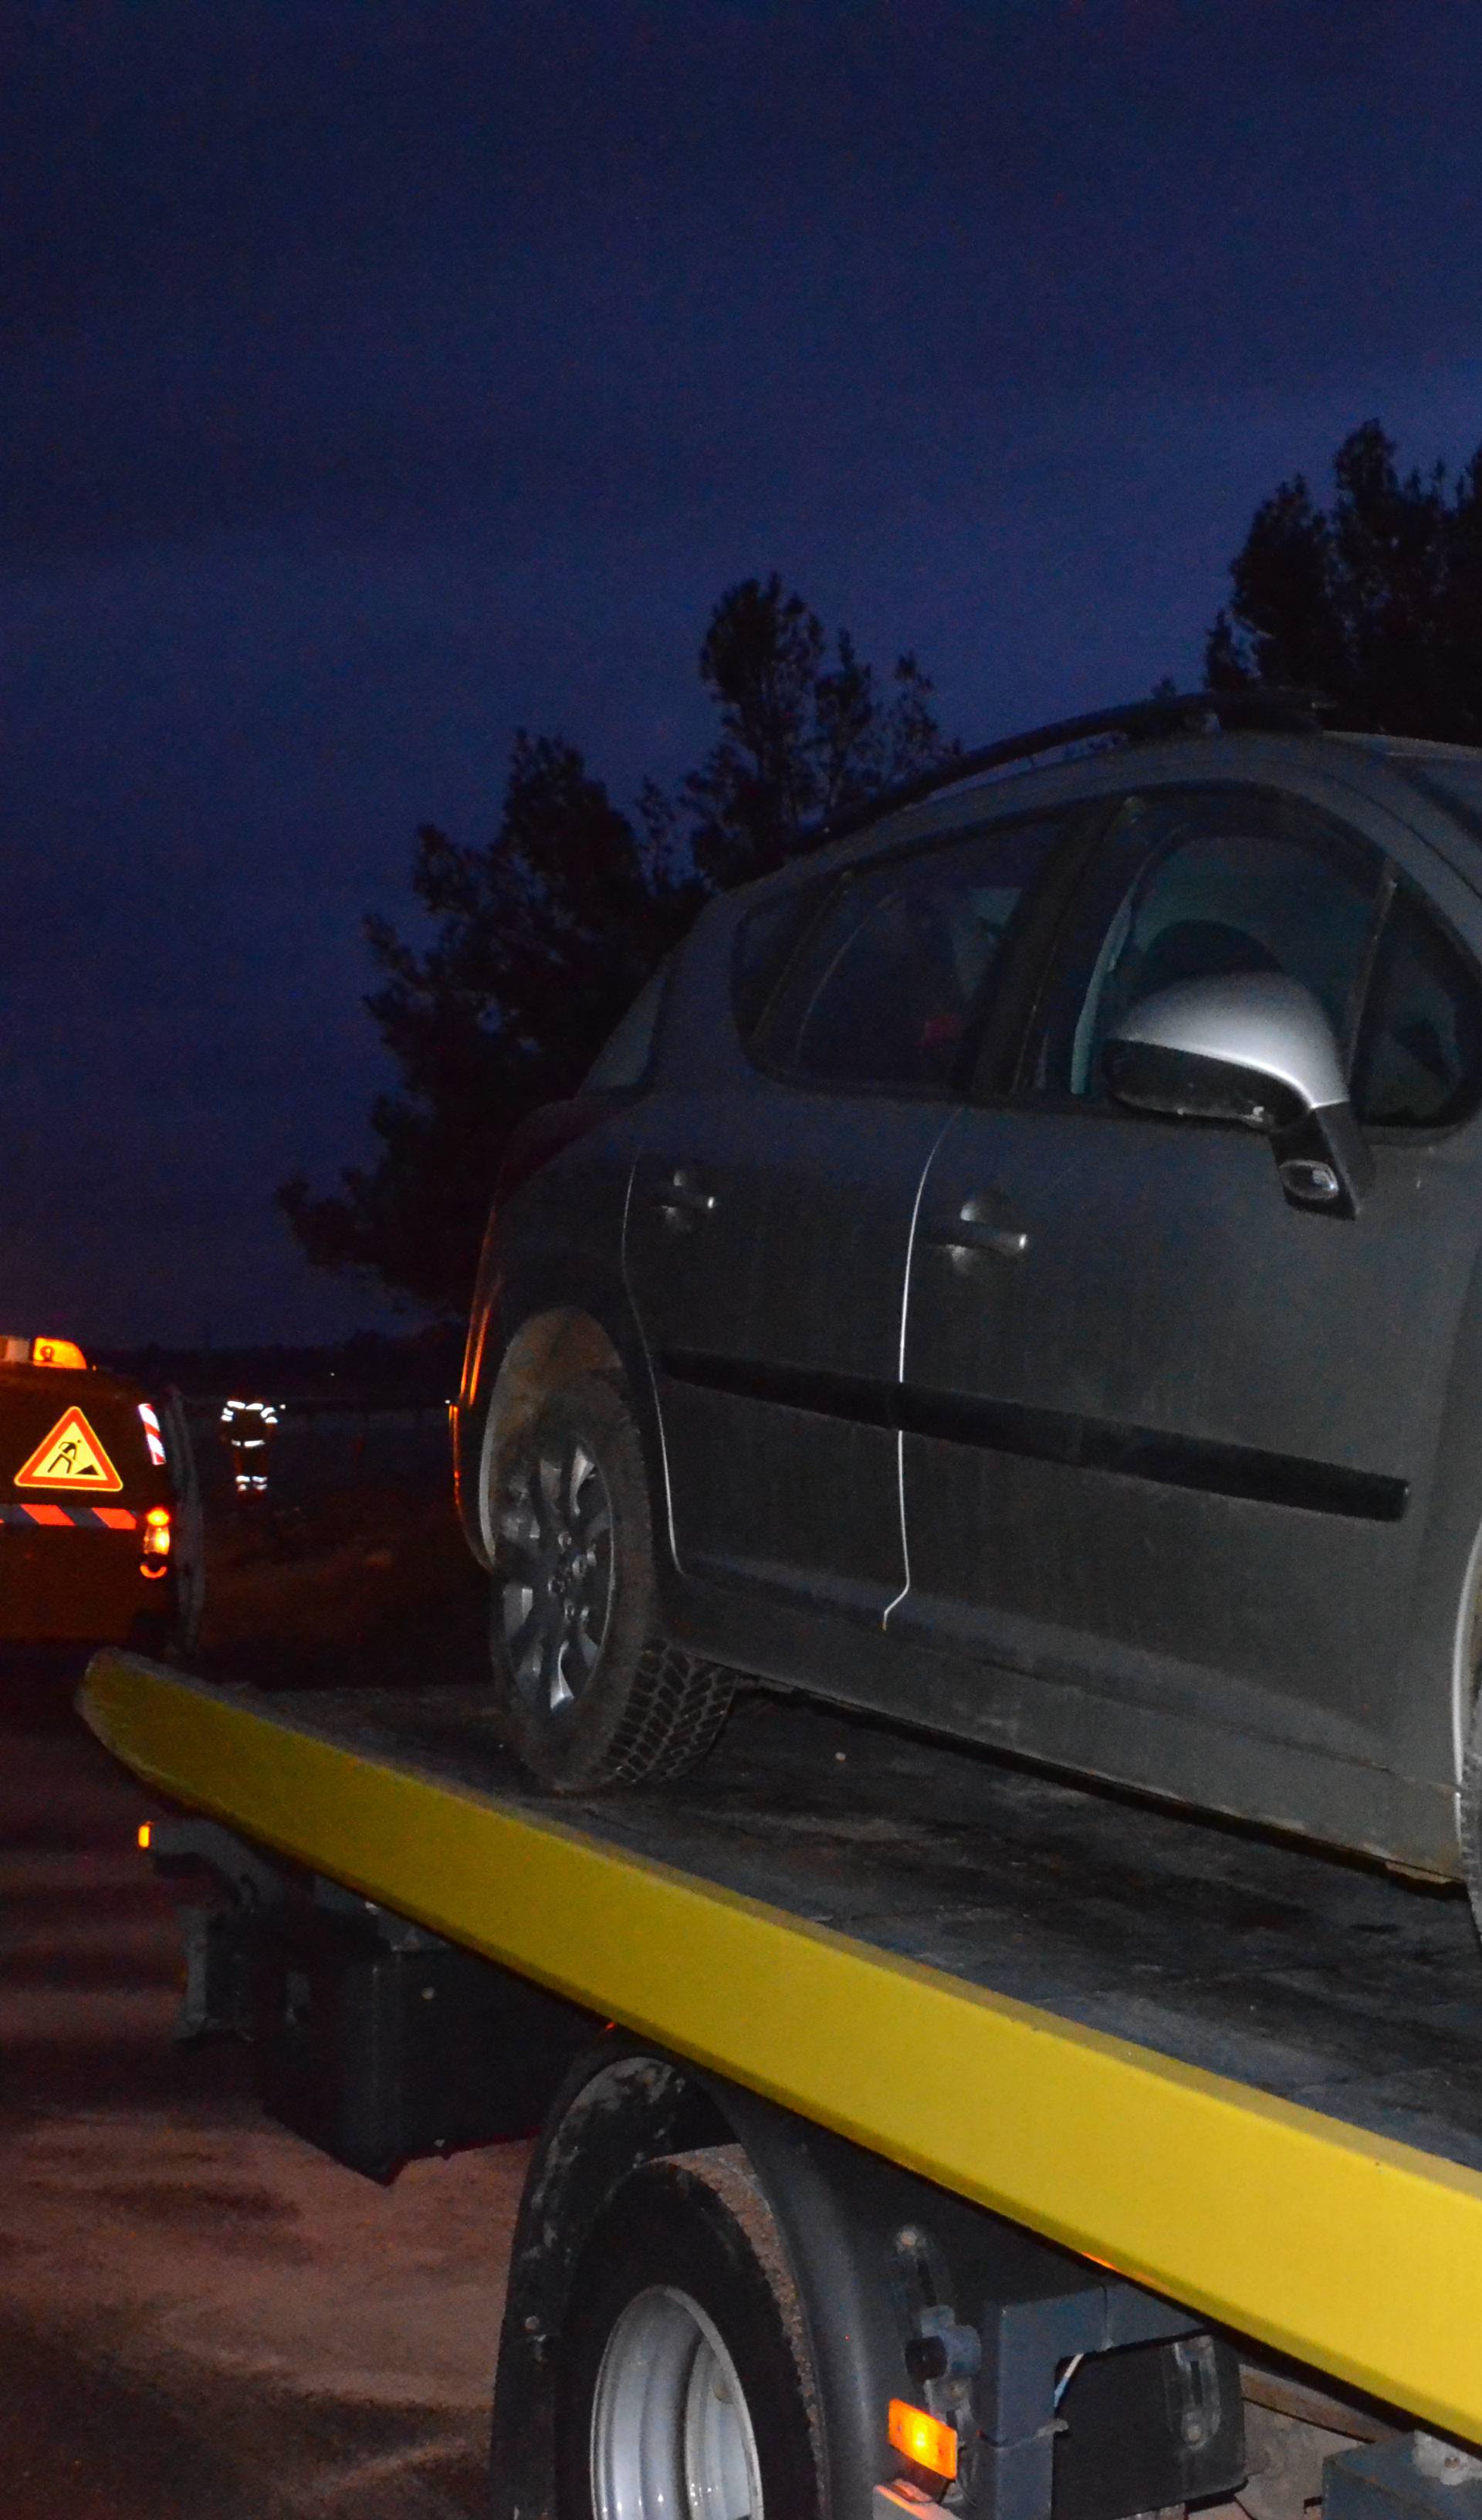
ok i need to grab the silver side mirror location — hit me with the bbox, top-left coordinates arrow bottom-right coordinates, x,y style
1105,972 -> 1373,1219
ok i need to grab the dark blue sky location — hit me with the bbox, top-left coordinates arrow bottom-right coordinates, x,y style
6,0 -> 1482,1343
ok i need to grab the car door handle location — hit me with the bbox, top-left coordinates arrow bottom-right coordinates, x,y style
925,1197 -> 1029,1262
649,1169 -> 718,1229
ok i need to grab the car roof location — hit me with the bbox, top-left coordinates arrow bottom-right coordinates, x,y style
726,716 -> 1482,909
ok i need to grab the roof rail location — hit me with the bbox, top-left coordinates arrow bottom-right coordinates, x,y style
816,685 -> 1342,851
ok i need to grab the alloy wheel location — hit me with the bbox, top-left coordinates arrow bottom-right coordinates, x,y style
498,1432 -> 615,1716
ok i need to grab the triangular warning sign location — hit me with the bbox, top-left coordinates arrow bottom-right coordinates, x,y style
15,1407 -> 124,1494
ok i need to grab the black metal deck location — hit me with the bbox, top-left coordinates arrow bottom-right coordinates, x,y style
245,1682 -> 1482,2179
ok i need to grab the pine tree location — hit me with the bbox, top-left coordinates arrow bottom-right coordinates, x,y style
1206,419 -> 1482,741
280,579 -> 956,1311
685,573 -> 954,885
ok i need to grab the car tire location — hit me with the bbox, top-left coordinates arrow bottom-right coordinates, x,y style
488,1372 -> 735,1792
1460,1682 -> 1482,1942
554,2148 -> 825,2520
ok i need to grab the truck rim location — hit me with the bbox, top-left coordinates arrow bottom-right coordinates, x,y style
498,1434 -> 615,1716
590,2281 -> 764,2519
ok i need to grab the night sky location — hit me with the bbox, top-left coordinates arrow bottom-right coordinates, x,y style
7,0 -> 1482,1345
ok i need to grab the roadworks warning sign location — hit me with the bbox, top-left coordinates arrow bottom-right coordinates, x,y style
15,1407 -> 124,1493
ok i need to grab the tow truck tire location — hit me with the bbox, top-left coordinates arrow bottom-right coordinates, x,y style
489,1373 -> 735,1793
554,2148 -> 825,2520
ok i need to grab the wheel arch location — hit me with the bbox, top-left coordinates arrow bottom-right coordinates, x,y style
488,2042 -> 736,2518
487,2031 -> 1098,2520
462,1257 -> 673,1582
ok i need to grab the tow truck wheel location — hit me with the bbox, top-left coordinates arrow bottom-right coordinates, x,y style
489,1373 -> 735,1792
555,2149 -> 825,2520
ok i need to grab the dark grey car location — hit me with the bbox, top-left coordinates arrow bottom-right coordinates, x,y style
452,696 -> 1482,1919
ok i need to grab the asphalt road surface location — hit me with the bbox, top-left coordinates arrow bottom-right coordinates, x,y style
0,1662 -> 526,2518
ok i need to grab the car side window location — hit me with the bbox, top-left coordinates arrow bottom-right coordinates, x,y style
758,813 -> 1071,1093
1027,791 -> 1386,1102
1353,884 -> 1482,1130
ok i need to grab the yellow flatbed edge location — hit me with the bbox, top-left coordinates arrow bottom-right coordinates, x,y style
83,1650 -> 1482,2442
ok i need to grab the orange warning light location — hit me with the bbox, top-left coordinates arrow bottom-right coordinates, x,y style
137,1823 -> 151,1851
888,2400 -> 959,2481
141,1504 -> 171,1580
31,1337 -> 86,1370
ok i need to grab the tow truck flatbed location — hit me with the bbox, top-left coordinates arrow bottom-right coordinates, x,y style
82,1650 -> 1482,2457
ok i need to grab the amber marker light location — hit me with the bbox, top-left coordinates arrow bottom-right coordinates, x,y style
888,2400 -> 959,2482
137,1823 -> 151,1851
31,1337 -> 86,1370
140,1504 -> 172,1577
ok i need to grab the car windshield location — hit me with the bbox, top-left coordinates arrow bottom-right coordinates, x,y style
1397,753 -> 1482,839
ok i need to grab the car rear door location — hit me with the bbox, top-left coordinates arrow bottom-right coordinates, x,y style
622,811 -> 1077,1634
894,781 -> 1482,1790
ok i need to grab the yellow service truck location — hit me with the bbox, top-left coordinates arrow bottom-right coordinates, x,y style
80,1647 -> 1482,2520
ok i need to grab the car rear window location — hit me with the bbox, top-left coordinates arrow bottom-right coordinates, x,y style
731,876 -> 831,1045
583,963 -> 669,1091
758,813 -> 1071,1093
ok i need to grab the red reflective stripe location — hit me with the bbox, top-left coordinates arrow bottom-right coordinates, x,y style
3,1500 -> 141,1529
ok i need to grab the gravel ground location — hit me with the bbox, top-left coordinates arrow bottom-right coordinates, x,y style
0,1504 -> 526,2518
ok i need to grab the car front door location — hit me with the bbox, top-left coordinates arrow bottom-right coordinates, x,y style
893,784 -> 1482,1795
622,810 -> 1076,1633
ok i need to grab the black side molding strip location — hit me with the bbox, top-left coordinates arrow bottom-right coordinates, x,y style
659,1350 -> 1409,1525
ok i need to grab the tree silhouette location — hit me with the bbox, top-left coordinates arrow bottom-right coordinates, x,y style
279,734 -> 699,1314
685,573 -> 954,885
281,577 -> 956,1312
1206,419 -> 1482,741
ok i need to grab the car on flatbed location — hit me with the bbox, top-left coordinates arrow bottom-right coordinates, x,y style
451,688 -> 1482,1930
